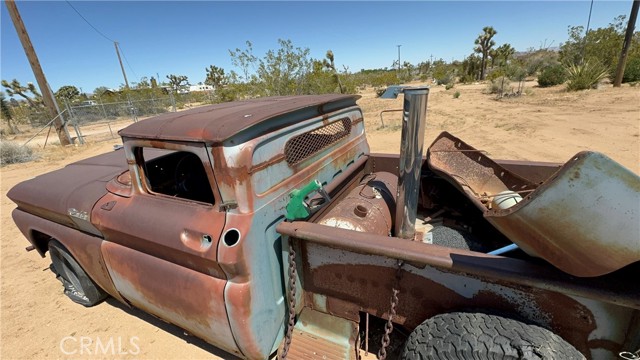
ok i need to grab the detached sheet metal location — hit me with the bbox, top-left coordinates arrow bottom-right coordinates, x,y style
428,132 -> 640,277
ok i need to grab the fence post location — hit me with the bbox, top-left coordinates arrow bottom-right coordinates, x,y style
151,95 -> 157,114
99,99 -> 107,118
169,92 -> 176,112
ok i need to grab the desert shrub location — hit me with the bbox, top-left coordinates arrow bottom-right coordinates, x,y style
505,64 -> 527,82
445,83 -> 454,90
487,68 -> 505,81
623,57 -> 640,83
435,73 -> 454,86
459,74 -> 475,84
453,91 -> 461,99
1,141 -> 36,166
538,64 -> 567,87
523,50 -> 560,76
565,61 -> 609,91
487,76 -> 510,94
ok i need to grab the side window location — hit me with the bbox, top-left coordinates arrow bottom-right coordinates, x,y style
140,148 -> 215,204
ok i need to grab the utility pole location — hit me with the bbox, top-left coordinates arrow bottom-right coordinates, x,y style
614,0 -> 640,87
5,0 -> 71,145
114,42 -> 130,89
397,45 -> 402,77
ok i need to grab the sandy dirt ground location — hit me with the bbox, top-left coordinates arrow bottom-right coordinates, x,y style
1,82 -> 638,360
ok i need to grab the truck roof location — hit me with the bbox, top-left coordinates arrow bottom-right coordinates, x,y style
118,94 -> 360,144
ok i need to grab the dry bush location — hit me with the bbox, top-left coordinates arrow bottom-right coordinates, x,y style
1,141 -> 37,166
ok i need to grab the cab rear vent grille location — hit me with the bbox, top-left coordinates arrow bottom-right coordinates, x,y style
284,118 -> 351,166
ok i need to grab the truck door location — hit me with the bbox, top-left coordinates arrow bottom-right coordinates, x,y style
92,141 -> 241,357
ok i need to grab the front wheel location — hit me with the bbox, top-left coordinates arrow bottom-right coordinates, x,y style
401,312 -> 585,360
49,240 -> 107,307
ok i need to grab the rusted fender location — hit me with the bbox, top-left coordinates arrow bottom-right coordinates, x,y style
486,151 -> 640,277
11,209 -> 126,304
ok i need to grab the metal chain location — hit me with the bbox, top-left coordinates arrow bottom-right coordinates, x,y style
378,260 -> 404,360
355,330 -> 362,360
280,238 -> 297,359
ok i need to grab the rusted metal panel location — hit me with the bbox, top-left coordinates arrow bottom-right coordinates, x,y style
280,308 -> 358,360
427,131 -> 537,211
11,209 -> 126,304
92,141 -> 227,279
495,159 -> 562,184
427,132 -> 640,277
486,151 -> 640,277
277,221 -> 640,310
319,172 -> 397,235
101,241 -> 242,357
119,95 -> 360,144
298,240 -> 635,359
214,106 -> 370,358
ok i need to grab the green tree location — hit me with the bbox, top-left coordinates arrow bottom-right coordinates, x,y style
495,43 -> 516,67
462,54 -> 482,82
93,86 -> 110,96
1,79 -> 42,108
322,50 -> 346,93
255,39 -> 312,96
305,59 -> 336,94
560,15 -> 640,74
474,26 -> 497,80
137,77 -> 150,89
205,65 -> 228,89
1,92 -> 19,134
166,74 -> 189,93
229,41 -> 258,82
55,85 -> 80,102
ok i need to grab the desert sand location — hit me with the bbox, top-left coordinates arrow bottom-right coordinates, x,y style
1,81 -> 638,359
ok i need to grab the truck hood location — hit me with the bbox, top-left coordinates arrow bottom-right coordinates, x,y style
7,149 -> 129,236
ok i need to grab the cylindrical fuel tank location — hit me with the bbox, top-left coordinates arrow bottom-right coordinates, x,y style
318,172 -> 398,235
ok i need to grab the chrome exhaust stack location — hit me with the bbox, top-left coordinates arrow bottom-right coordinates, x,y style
393,87 -> 429,239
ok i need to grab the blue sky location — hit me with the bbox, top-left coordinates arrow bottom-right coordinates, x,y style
1,1 -> 633,94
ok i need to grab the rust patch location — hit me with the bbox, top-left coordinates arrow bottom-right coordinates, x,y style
248,153 -> 286,175
318,172 -> 397,235
305,262 -> 598,355
211,145 -> 255,212
101,242 -> 241,356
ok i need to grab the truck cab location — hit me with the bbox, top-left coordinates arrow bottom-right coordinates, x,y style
10,94 -> 369,359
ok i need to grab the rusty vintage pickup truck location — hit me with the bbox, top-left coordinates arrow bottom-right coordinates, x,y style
8,88 -> 640,359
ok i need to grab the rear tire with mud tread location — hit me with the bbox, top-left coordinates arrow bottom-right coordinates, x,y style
49,240 -> 107,307
401,312 -> 585,359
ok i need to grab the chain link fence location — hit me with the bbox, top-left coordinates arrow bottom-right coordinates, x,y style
15,90 -> 216,146
67,96 -> 175,124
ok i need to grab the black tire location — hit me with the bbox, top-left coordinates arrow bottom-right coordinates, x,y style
49,240 -> 107,307
401,312 -> 585,360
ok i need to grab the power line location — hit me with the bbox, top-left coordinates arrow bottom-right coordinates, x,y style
65,1 -> 139,84
118,44 -> 139,80
65,1 -> 114,43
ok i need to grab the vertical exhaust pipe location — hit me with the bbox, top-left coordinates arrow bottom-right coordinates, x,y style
394,87 -> 429,239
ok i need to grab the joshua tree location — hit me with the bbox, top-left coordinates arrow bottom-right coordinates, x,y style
474,26 -> 497,80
